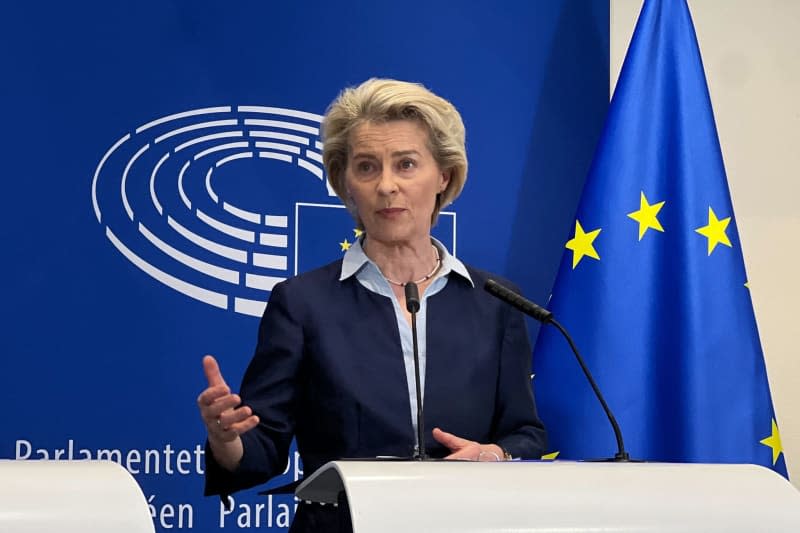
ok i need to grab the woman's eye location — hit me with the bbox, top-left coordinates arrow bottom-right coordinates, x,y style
357,161 -> 374,173
399,159 -> 416,170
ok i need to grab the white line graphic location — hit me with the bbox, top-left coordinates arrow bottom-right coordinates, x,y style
238,106 -> 323,122
297,158 -> 323,179
194,142 -> 249,161
244,119 -> 319,135
167,216 -> 248,263
216,152 -> 253,167
234,297 -> 266,317
139,223 -> 239,284
175,131 -> 243,152
254,141 -> 301,154
223,202 -> 261,224
249,130 -> 309,145
205,167 -> 218,203
107,227 -> 227,309
149,152 -> 170,216
178,160 -> 192,210
122,143 -> 150,221
155,120 -> 238,144
259,151 -> 292,162
196,209 -> 256,243
259,232 -> 288,248
305,149 -> 322,163
137,107 -> 232,133
264,215 -> 288,228
92,133 -> 130,223
245,273 -> 284,291
253,252 -> 287,270
450,212 -> 458,257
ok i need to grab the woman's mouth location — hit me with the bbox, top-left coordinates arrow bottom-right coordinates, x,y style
378,207 -> 406,216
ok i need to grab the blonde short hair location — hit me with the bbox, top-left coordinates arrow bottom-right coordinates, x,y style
321,78 -> 468,226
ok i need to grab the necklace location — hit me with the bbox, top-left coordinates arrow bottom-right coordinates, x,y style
384,245 -> 441,287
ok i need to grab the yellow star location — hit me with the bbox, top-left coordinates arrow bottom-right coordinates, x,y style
760,418 -> 784,465
353,228 -> 364,238
541,451 -> 560,460
695,206 -> 732,255
627,191 -> 665,240
744,280 -> 750,289
339,238 -> 351,252
565,220 -> 601,269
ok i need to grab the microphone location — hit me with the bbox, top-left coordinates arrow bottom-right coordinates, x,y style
405,281 -> 421,313
404,282 -> 426,460
484,278 -> 632,462
485,279 -> 552,323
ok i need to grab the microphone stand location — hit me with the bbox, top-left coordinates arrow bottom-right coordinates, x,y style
484,279 -> 633,462
404,282 -> 427,460
548,320 -> 630,462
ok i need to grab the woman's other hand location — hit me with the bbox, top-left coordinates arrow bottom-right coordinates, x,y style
197,355 -> 260,470
432,427 -> 506,462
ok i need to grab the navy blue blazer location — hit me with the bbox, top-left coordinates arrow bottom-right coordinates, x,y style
205,259 -> 547,502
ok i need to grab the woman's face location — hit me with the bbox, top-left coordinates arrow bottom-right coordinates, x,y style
344,120 -> 449,246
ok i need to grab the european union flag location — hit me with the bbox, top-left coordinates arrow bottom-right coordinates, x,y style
532,0 -> 786,476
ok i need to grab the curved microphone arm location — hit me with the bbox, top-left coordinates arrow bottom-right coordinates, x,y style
484,279 -> 631,462
548,318 -> 629,462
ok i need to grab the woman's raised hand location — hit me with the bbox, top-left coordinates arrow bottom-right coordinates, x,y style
197,355 -> 260,470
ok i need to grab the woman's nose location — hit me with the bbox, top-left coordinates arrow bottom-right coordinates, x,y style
376,168 -> 399,195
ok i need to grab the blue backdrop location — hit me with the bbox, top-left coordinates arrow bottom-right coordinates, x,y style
1,1 -> 608,531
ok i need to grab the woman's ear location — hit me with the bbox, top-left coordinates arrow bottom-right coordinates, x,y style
440,169 -> 451,192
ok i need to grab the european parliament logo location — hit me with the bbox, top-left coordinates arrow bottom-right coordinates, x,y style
91,106 -> 456,317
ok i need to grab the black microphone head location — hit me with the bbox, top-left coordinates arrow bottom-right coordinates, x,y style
484,278 -> 505,298
484,278 -> 553,323
404,282 -> 421,313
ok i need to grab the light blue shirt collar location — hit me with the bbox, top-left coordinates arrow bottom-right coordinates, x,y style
339,236 -> 473,287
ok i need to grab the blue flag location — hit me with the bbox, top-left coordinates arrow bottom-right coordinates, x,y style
532,0 -> 786,476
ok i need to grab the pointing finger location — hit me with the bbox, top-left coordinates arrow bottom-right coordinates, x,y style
203,355 -> 227,388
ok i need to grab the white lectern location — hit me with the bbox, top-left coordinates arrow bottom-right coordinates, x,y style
296,460 -> 800,532
0,460 -> 154,533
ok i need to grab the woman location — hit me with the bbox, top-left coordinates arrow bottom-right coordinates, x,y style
198,78 -> 547,531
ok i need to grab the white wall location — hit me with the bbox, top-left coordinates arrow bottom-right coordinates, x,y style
611,0 -> 800,483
